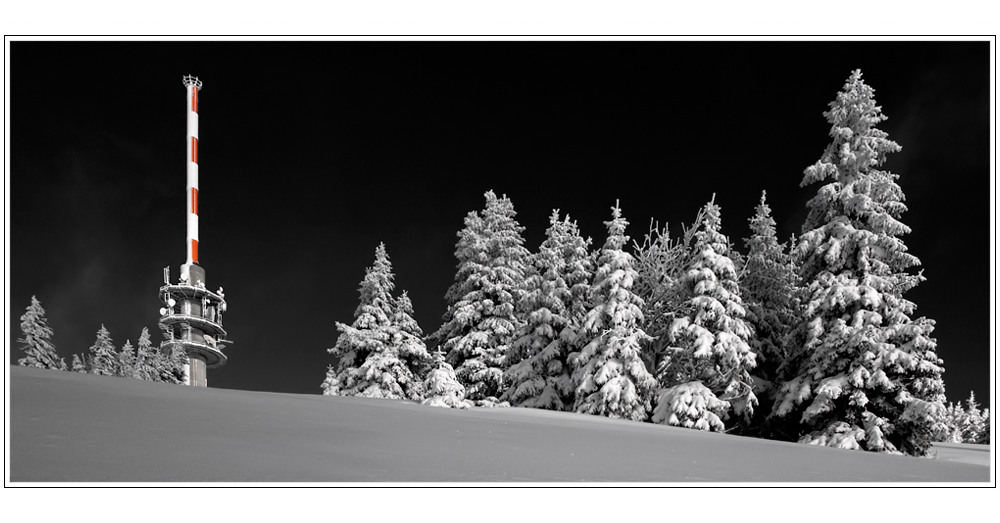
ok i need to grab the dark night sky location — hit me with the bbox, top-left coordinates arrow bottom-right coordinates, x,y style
8,40 -> 992,404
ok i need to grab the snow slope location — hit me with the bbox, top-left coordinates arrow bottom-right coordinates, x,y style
8,366 -> 990,482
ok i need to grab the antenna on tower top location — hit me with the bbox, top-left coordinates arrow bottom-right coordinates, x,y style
182,75 -> 203,89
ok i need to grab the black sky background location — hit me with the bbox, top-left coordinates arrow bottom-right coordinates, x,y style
8,40 -> 992,404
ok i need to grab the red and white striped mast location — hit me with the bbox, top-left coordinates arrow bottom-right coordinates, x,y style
182,74 -> 202,279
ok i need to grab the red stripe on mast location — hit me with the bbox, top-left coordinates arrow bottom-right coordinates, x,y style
192,137 -> 198,163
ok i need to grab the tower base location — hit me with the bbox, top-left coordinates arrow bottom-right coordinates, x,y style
189,355 -> 207,387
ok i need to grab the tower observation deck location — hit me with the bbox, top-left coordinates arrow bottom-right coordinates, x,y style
157,75 -> 231,387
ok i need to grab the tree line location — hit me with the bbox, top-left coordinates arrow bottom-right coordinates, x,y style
16,296 -> 188,384
321,70 -> 987,457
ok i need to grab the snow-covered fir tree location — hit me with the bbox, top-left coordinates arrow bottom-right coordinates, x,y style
741,191 -> 799,386
324,243 -> 429,401
434,190 -> 530,402
156,326 -> 189,384
70,353 -> 88,373
161,344 -> 189,384
653,381 -> 729,432
571,202 -> 657,421
961,392 -> 990,444
503,210 -> 594,410
391,291 -> 433,395
324,242 -> 397,396
422,349 -> 473,409
118,340 -> 136,379
17,296 -> 66,370
632,214 -> 701,373
134,327 -> 156,381
939,391 -> 990,445
88,325 -> 119,376
770,70 -> 946,456
653,197 -> 758,432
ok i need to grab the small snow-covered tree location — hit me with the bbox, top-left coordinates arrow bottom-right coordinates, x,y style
933,391 -> 992,444
155,325 -> 188,384
134,327 -> 155,381
164,344 -> 190,384
422,349 -> 473,409
571,202 -> 658,421
771,70 -> 946,456
933,393 -> 983,444
88,325 -> 118,376
652,381 -> 729,432
118,340 -> 136,379
654,198 -> 758,432
741,191 -> 799,386
17,296 -> 66,370
70,353 -> 88,373
503,210 -> 594,410
956,391 -> 989,444
433,191 -> 530,402
324,243 -> 429,401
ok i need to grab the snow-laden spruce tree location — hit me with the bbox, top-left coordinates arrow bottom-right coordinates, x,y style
933,391 -> 989,444
953,391 -> 989,444
741,191 -> 799,386
323,243 -> 428,401
503,210 -> 594,410
159,343 -> 189,384
422,349 -> 473,409
653,198 -> 758,432
771,70 -> 946,456
88,325 -> 119,376
434,190 -> 530,402
323,242 -> 396,396
154,326 -> 189,384
118,340 -> 136,379
571,202 -> 658,421
17,296 -> 66,370
134,327 -> 156,381
632,213 -> 703,373
70,354 -> 88,373
391,291 -> 433,393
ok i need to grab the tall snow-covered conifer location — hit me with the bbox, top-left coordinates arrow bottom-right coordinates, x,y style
324,243 -> 429,400
653,198 -> 758,431
633,215 -> 701,373
771,70 -> 946,456
88,325 -> 118,376
434,191 -> 530,402
571,203 -> 657,421
503,210 -> 594,410
17,296 -> 66,370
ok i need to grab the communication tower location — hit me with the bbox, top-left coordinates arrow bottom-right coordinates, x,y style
158,75 -> 230,387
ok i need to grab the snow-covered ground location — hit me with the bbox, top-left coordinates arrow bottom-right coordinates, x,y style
8,366 -> 991,483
